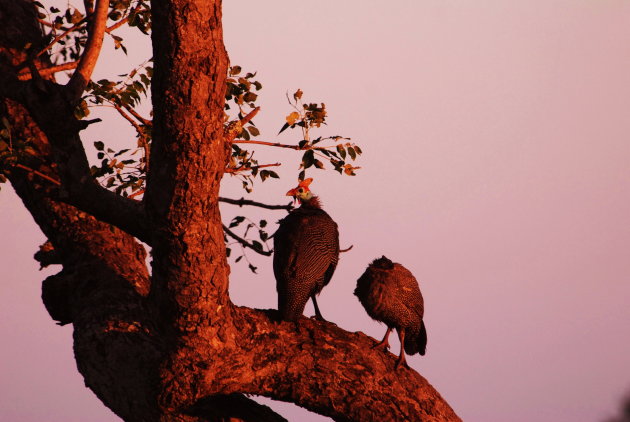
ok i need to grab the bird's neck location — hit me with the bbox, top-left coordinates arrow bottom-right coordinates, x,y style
300,195 -> 322,209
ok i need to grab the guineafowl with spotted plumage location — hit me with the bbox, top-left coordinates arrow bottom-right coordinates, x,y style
355,256 -> 427,369
274,178 -> 339,322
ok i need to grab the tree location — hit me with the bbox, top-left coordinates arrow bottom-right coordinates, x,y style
0,1 -> 461,421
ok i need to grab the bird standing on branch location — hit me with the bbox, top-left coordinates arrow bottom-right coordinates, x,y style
355,256 -> 427,369
273,178 -> 340,322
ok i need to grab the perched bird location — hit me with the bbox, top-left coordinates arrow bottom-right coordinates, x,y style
355,256 -> 427,369
273,178 -> 340,321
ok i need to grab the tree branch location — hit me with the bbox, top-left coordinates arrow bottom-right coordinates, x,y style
17,61 -> 79,81
224,162 -> 280,174
172,308 -> 462,422
223,224 -> 272,256
66,0 -> 109,102
219,196 -> 292,211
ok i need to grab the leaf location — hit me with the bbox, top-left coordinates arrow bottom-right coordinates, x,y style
247,126 -> 260,137
94,141 -> 104,151
248,264 -> 258,273
230,66 -> 242,76
298,170 -> 305,181
229,216 -> 245,228
293,89 -> 303,101
348,146 -> 356,160
235,256 -> 243,263
314,159 -> 324,169
278,122 -> 290,135
259,220 -> 267,228
336,144 -> 346,159
243,92 -> 257,103
252,240 -> 263,252
286,111 -> 300,126
301,150 -> 315,169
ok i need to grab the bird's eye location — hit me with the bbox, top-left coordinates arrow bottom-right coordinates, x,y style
297,188 -> 304,193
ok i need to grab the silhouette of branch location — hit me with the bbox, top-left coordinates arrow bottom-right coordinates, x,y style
223,224 -> 272,256
224,162 -> 280,174
219,197 -> 292,211
18,61 -> 79,81
14,164 -> 61,186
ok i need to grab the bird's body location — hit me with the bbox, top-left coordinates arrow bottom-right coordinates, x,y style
274,179 -> 339,321
355,256 -> 427,368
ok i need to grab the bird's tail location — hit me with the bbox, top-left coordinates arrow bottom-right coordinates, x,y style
404,320 -> 427,356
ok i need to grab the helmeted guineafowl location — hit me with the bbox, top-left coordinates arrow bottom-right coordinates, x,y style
355,256 -> 427,368
274,178 -> 339,322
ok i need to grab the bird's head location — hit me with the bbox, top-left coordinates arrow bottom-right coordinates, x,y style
286,178 -> 314,205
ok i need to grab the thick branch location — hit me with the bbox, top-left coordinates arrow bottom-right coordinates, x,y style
167,308 -> 461,422
66,0 -> 109,101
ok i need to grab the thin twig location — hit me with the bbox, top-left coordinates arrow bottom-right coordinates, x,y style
17,61 -> 79,81
15,164 -> 61,186
35,17 -> 89,60
106,7 -> 148,33
219,197 -> 292,211
340,245 -> 354,253
232,139 -> 305,150
223,224 -> 272,256
112,103 -> 150,171
123,103 -> 152,126
225,162 -> 281,174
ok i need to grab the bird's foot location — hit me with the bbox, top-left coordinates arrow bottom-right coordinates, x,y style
395,356 -> 410,370
372,339 -> 390,351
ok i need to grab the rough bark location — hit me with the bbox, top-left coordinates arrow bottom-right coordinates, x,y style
0,1 -> 462,421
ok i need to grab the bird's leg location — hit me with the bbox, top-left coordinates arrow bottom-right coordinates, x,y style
395,328 -> 409,369
311,294 -> 326,321
373,327 -> 392,351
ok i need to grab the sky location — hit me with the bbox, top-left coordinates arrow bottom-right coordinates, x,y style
1,1 -> 630,421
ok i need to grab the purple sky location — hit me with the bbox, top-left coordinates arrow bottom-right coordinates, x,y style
2,1 -> 630,421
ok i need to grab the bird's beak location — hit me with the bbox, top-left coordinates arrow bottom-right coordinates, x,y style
286,188 -> 298,204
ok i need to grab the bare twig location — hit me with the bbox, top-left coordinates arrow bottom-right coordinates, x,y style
232,139 -> 306,150
34,17 -> 89,61
17,61 -> 79,81
14,164 -> 61,186
340,245 -> 353,253
224,162 -> 280,174
106,6 -> 148,33
123,103 -> 152,127
223,224 -> 272,256
219,197 -> 292,211
66,0 -> 109,101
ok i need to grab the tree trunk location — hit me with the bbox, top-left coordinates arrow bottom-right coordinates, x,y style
0,1 -> 461,421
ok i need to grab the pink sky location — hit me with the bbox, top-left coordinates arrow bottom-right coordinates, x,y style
1,1 -> 630,421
